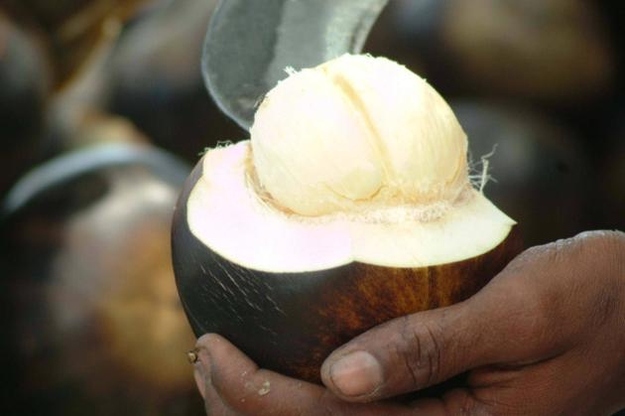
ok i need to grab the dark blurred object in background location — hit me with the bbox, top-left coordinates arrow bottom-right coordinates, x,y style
0,143 -> 203,416
104,0 -> 242,162
597,108 -> 625,231
41,16 -> 131,159
4,0 -> 241,169
452,100 -> 591,246
1,0 -> 151,88
0,12 -> 51,198
385,0 -> 616,108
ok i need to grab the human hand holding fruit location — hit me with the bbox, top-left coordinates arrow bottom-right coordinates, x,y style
192,230 -> 625,416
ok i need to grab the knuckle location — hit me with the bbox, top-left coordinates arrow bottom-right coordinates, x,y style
397,316 -> 444,389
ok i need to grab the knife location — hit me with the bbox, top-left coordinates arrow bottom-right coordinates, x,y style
202,0 -> 389,130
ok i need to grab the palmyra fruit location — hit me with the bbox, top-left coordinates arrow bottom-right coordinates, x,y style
172,54 -> 521,383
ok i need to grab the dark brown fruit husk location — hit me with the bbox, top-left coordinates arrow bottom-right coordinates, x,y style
172,162 -> 523,384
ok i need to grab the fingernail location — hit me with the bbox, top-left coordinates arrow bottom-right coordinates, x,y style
192,348 -> 211,399
329,351 -> 383,397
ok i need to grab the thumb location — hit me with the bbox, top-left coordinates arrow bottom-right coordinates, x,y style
320,247 -> 561,402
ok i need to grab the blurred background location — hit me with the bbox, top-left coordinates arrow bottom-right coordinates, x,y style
0,0 -> 623,414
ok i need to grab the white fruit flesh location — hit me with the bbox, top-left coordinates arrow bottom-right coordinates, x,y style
251,54 -> 468,216
187,54 -> 515,272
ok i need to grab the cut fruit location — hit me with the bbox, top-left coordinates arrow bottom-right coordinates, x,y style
172,54 -> 521,383
187,140 -> 515,272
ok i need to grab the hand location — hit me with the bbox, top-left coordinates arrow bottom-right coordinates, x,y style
192,230 -> 625,415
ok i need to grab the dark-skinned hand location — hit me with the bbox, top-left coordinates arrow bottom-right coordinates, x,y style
192,230 -> 625,415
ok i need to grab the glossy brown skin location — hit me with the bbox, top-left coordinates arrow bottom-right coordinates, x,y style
173,162 -> 523,384
191,230 -> 625,416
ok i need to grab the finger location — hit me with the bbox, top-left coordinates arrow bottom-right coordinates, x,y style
200,333 -> 416,416
192,341 -> 236,416
201,333 -> 323,415
320,241 -> 573,403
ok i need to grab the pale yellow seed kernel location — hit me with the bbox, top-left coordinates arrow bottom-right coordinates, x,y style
250,54 -> 469,217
